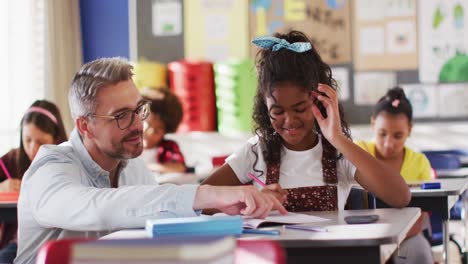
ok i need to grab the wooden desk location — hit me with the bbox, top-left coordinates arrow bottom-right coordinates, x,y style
102,208 -> 420,264
0,192 -> 18,223
378,178 -> 468,264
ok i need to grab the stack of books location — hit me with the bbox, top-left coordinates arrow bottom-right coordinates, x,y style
71,236 -> 236,264
133,60 -> 167,90
214,59 -> 256,134
146,215 -> 243,237
168,60 -> 217,132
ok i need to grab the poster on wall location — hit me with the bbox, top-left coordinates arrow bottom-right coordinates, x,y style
437,83 -> 468,117
354,72 -> 397,105
331,67 -> 350,101
152,0 -> 182,36
249,0 -> 352,64
401,84 -> 438,118
419,0 -> 468,83
184,0 -> 249,62
353,0 -> 418,71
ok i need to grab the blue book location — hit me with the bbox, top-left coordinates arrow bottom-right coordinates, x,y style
145,215 -> 243,237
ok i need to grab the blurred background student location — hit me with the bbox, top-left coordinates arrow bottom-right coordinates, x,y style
141,88 -> 187,173
356,87 -> 433,264
0,100 -> 67,263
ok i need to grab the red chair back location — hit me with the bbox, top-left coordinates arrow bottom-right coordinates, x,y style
37,238 -> 286,264
236,240 -> 286,264
36,238 -> 94,264
212,155 -> 229,167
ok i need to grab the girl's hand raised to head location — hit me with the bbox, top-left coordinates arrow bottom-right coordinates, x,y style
311,83 -> 343,144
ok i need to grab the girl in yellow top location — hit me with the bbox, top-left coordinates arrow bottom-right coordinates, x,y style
356,87 -> 433,264
356,142 -> 431,182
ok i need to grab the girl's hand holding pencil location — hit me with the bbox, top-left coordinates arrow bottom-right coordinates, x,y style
0,178 -> 21,192
248,173 -> 288,204
262,183 -> 288,204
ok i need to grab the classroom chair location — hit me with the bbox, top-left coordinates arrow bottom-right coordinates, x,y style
36,238 -> 286,264
422,152 -> 464,220
421,152 -> 467,263
423,152 -> 462,170
212,155 -> 229,168
235,240 -> 286,264
422,149 -> 468,160
344,187 -> 376,210
36,238 -> 93,264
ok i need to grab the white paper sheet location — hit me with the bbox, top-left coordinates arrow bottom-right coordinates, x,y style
243,212 -> 330,229
152,0 -> 182,36
332,67 -> 350,101
354,72 -> 397,105
214,211 -> 330,229
359,27 -> 385,55
386,20 -> 416,54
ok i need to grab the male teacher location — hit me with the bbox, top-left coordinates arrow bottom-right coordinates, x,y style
15,57 -> 286,264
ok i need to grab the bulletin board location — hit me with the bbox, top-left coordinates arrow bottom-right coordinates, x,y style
352,0 -> 418,71
134,0 -> 185,64
249,0 -> 352,65
183,0 -> 250,62
132,0 -> 468,124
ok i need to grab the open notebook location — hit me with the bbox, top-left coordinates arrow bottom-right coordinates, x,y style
214,211 -> 330,229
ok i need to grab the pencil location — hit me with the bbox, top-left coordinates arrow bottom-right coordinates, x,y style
248,173 -> 266,187
0,160 -> 11,179
284,225 -> 328,232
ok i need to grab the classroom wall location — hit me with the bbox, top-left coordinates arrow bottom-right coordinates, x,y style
79,0 -> 468,124
80,0 -> 130,63
342,69 -> 430,123
134,0 -> 185,63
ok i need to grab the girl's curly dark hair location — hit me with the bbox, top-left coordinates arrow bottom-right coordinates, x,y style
252,30 -> 351,175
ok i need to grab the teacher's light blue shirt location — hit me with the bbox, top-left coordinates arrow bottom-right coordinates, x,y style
15,129 -> 199,264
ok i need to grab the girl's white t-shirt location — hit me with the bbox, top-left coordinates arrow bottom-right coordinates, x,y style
226,136 -> 357,210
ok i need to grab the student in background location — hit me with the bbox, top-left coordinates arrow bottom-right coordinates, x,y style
202,30 -> 410,212
356,87 -> 433,264
0,100 -> 67,263
141,88 -> 186,173
15,57 -> 286,264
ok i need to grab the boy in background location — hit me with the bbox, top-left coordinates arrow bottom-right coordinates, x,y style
142,88 -> 187,173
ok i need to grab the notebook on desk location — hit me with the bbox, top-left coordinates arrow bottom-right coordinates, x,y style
214,211 -> 330,229
145,215 -> 243,237
71,236 -> 236,264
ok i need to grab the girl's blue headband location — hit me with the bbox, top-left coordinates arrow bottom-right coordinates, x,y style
252,36 -> 312,53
